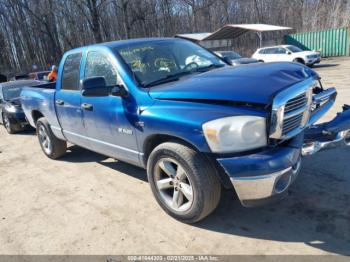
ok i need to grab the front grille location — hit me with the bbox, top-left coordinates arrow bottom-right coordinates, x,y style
270,79 -> 315,140
282,113 -> 303,135
309,54 -> 319,59
284,93 -> 307,114
282,92 -> 308,136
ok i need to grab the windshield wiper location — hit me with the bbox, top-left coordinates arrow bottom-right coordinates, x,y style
142,71 -> 193,88
196,64 -> 225,72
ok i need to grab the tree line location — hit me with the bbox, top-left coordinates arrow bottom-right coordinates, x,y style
0,0 -> 349,75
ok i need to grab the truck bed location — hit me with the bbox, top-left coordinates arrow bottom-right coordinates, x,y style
31,82 -> 56,89
20,83 -> 61,130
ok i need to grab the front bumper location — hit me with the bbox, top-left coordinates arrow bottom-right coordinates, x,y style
302,105 -> 350,155
306,57 -> 321,65
217,134 -> 303,207
217,105 -> 350,207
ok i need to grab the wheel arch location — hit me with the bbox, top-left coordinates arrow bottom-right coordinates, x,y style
143,134 -> 199,166
294,57 -> 305,64
31,110 -> 44,125
142,133 -> 233,189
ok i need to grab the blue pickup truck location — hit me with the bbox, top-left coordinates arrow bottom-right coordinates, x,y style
21,38 -> 350,223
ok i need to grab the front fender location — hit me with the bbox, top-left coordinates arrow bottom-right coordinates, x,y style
138,99 -> 267,153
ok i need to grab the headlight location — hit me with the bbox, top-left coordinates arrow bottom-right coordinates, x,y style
306,55 -> 313,59
5,104 -> 18,113
202,116 -> 267,153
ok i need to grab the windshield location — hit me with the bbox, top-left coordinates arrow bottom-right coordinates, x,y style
3,87 -> 22,100
286,45 -> 303,53
220,51 -> 241,59
115,40 -> 226,87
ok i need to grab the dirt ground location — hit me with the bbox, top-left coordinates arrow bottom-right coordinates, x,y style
0,57 -> 349,255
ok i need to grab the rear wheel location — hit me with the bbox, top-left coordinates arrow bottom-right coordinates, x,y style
36,117 -> 67,159
147,142 -> 221,223
2,113 -> 16,134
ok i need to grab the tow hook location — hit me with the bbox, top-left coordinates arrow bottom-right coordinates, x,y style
302,104 -> 350,156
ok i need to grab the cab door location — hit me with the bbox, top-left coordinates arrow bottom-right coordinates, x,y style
80,50 -> 140,164
55,52 -> 89,147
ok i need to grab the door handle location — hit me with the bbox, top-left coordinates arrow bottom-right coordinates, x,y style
55,99 -> 64,106
81,103 -> 93,110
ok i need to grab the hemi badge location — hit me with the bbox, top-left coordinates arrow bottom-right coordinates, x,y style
118,127 -> 133,135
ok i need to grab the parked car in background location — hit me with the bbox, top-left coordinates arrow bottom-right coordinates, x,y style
252,45 -> 321,66
215,50 -> 260,66
21,38 -> 350,223
0,80 -> 44,134
0,74 -> 7,83
29,71 -> 50,81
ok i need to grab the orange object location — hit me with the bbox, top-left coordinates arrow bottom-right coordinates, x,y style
48,70 -> 57,81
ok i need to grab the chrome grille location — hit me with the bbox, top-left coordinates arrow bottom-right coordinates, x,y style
270,78 -> 315,140
308,54 -> 320,59
284,93 -> 307,114
282,92 -> 308,135
282,113 -> 304,135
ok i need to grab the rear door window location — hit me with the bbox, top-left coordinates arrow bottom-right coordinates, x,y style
61,53 -> 82,91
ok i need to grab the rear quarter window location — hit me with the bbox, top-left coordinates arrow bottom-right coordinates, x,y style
61,53 -> 82,91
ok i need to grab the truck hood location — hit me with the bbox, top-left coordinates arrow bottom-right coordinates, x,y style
149,62 -> 317,105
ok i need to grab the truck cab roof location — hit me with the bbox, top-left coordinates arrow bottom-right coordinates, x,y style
66,37 -> 181,54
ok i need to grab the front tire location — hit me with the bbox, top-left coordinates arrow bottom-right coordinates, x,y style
147,142 -> 221,223
2,113 -> 16,134
36,117 -> 67,159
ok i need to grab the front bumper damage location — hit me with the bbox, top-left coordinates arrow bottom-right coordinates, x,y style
217,134 -> 303,207
302,105 -> 350,155
218,105 -> 350,207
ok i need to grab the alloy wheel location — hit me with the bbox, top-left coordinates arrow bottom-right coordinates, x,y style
38,125 -> 52,155
154,158 -> 194,212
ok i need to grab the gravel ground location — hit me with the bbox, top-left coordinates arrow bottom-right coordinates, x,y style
0,57 -> 349,255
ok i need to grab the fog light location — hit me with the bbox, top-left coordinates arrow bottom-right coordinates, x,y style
274,171 -> 292,194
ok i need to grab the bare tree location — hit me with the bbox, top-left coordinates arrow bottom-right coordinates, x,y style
0,0 -> 349,75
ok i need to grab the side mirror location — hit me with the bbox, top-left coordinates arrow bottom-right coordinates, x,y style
81,77 -> 110,97
222,56 -> 233,65
287,51 -> 292,55
111,84 -> 128,97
